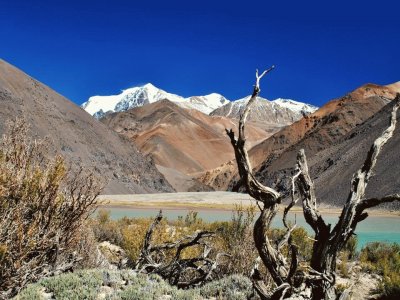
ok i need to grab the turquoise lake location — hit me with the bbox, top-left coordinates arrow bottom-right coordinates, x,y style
101,206 -> 400,251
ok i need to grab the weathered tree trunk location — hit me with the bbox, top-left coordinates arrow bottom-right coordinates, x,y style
226,68 -> 400,300
135,211 -> 226,288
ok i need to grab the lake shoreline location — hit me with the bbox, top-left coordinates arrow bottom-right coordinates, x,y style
98,202 -> 399,218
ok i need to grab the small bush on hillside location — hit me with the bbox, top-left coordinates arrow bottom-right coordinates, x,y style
0,119 -> 102,298
199,274 -> 253,300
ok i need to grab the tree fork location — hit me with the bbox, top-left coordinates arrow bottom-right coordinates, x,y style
226,67 -> 400,300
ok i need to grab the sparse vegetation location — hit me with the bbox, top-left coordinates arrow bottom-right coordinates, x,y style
14,270 -> 253,300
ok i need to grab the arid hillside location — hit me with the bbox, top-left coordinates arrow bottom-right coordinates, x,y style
0,59 -> 174,194
200,82 -> 400,199
101,100 -> 278,191
305,98 -> 400,208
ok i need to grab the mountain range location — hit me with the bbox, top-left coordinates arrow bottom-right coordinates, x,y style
100,99 -> 272,191
86,83 -> 318,192
81,83 -> 318,122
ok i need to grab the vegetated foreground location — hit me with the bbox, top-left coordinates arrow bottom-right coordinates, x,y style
12,209 -> 400,300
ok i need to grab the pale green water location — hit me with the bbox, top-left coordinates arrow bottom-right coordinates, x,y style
100,207 -> 400,250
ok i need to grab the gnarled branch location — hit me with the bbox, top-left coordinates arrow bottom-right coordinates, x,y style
135,211 -> 226,288
228,67 -> 399,300
294,93 -> 400,299
227,68 -> 298,298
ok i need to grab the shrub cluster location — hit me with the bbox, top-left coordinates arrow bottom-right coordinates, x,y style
0,119 -> 102,298
360,242 -> 400,299
91,205 -> 358,282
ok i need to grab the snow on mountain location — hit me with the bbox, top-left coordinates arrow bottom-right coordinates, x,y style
81,83 -> 185,118
272,98 -> 318,115
82,84 -> 228,117
82,83 -> 316,120
210,95 -> 318,125
178,93 -> 229,114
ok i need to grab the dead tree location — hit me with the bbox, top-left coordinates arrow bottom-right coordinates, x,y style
135,211 -> 226,288
226,69 -> 400,300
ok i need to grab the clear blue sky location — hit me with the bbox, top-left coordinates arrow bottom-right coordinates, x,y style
1,0 -> 399,107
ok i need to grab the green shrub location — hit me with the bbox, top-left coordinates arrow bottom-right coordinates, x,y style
39,270 -> 103,300
217,204 -> 259,276
343,235 -> 358,259
360,242 -> 400,299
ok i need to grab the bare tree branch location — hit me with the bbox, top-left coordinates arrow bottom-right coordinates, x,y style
331,94 -> 400,249
358,193 -> 400,211
227,67 -> 399,300
226,66 -> 280,205
295,150 -> 329,235
134,211 -> 226,288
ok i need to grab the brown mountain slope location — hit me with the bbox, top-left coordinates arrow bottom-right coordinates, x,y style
0,59 -> 174,194
251,82 -> 398,168
254,96 -> 400,208
306,98 -> 400,208
200,82 -> 400,192
101,100 -> 274,190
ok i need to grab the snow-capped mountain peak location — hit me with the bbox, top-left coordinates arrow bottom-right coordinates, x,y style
272,98 -> 318,115
209,95 -> 318,125
82,83 -> 186,118
82,84 -> 229,117
82,84 -> 317,119
179,93 -> 230,114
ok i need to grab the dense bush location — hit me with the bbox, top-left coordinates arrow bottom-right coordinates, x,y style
0,119 -> 102,297
360,242 -> 400,299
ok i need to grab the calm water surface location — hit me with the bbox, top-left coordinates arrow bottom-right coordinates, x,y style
100,207 -> 400,250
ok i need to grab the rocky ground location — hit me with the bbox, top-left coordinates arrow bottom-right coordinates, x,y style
336,262 -> 382,300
